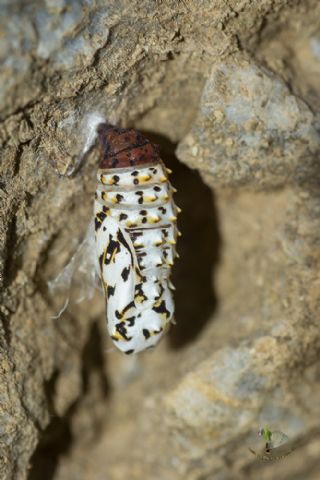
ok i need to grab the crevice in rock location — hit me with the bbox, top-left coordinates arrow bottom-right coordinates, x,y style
27,320 -> 110,480
81,321 -> 110,397
27,371 -> 73,480
2,210 -> 22,290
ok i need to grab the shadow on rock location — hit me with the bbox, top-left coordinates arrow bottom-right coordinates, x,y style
28,320 -> 110,480
142,131 -> 222,349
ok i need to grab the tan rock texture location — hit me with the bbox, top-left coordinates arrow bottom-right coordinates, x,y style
1,1 -> 320,479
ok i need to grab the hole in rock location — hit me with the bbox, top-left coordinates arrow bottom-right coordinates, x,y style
141,132 -> 221,349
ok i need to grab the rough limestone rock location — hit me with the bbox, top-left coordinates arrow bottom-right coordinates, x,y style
177,56 -> 320,188
1,1 -> 320,479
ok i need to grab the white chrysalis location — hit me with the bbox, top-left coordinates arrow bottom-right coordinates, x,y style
94,124 -> 180,354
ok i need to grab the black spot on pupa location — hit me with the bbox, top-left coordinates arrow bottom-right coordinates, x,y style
113,175 -> 120,184
131,171 -> 139,176
116,322 -> 127,335
143,329 -> 150,339
107,285 -> 116,298
95,217 -> 102,231
98,253 -> 104,271
138,197 -> 144,204
97,211 -> 107,222
133,178 -> 139,185
153,300 -> 170,318
102,206 -> 109,213
116,322 -> 132,341
142,218 -> 147,224
135,191 -> 143,196
117,323 -> 126,335
111,158 -> 118,167
124,349 -> 134,355
154,186 -> 161,192
121,266 -> 130,282
139,210 -> 147,216
119,213 -> 128,221
126,316 -> 135,326
133,230 -> 143,236
135,283 -> 148,302
117,229 -> 134,266
103,226 -> 106,231
116,194 -> 124,202
114,300 -> 135,323
129,230 -> 143,245
123,300 -> 135,314
105,237 -> 120,265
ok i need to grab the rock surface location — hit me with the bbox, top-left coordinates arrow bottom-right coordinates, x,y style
1,1 -> 320,479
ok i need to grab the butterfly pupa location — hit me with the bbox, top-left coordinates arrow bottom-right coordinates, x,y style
94,124 -> 180,354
